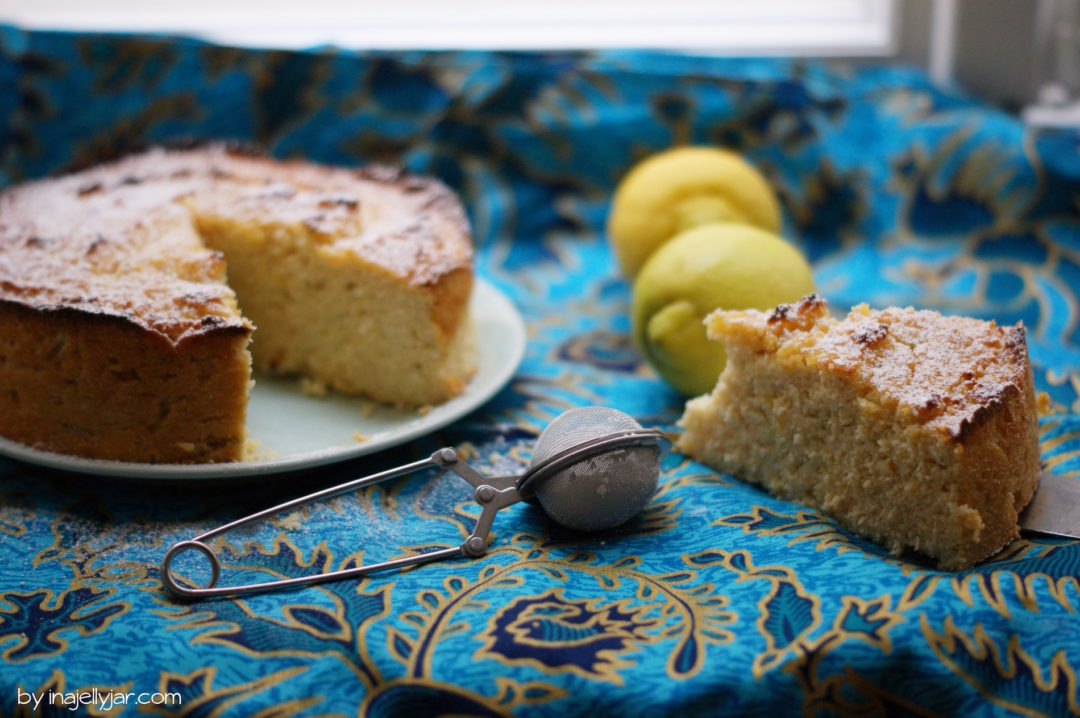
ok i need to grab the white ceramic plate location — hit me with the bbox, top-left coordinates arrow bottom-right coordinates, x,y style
0,279 -> 526,479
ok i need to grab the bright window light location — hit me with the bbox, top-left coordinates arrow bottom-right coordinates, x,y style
0,0 -> 897,55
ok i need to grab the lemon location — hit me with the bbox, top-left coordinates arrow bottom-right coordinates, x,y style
608,147 -> 782,277
632,223 -> 815,396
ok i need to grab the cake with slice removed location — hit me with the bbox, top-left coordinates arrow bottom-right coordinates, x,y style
0,146 -> 474,464
677,294 -> 1041,570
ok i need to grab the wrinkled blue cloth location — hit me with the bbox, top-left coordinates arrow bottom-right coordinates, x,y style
1,28 -> 1078,717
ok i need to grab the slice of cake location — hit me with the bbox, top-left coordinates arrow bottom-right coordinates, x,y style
678,294 -> 1041,570
0,146 -> 474,463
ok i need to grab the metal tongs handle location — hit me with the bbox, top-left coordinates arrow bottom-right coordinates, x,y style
161,448 -> 522,600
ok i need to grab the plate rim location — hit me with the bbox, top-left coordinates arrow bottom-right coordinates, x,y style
0,278 -> 525,480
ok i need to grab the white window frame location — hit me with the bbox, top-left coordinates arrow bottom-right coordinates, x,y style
0,0 -> 898,56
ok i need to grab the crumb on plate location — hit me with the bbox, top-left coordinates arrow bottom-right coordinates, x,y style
300,377 -> 329,397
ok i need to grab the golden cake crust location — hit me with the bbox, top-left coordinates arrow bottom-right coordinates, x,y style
0,146 -> 472,346
720,294 -> 1032,440
0,300 -> 251,462
678,295 -> 1041,570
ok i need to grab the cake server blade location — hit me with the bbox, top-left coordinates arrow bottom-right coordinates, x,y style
1020,472 -> 1080,539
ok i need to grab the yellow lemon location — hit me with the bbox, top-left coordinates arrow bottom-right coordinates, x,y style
608,146 -> 782,277
632,223 -> 815,396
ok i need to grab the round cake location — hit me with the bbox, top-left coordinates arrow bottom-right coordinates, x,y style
0,146 -> 475,463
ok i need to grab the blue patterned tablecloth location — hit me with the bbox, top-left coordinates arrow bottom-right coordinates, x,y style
1,29 -> 1079,716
